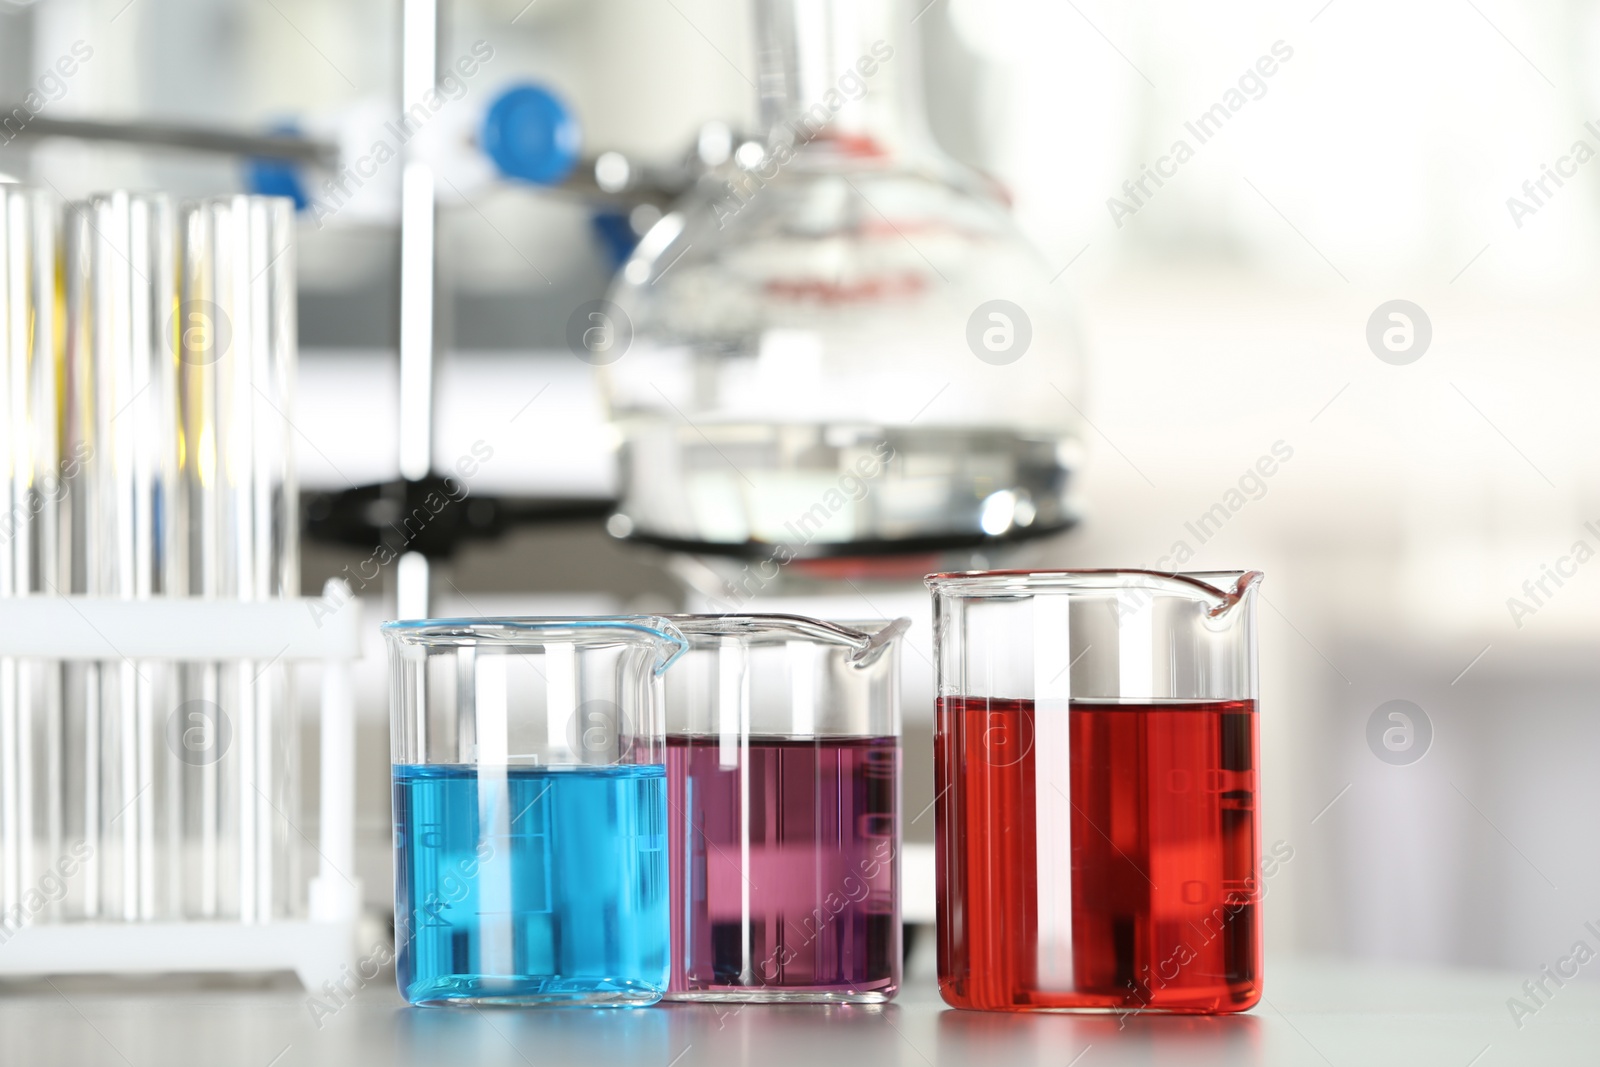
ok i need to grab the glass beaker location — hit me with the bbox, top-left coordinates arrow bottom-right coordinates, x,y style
926,570 -> 1264,1013
599,0 -> 1083,557
661,614 -> 907,1002
383,617 -> 688,1007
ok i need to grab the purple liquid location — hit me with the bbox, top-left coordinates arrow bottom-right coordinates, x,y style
666,735 -> 900,998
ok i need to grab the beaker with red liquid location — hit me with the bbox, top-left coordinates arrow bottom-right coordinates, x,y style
927,570 -> 1264,1013
661,614 -> 908,1003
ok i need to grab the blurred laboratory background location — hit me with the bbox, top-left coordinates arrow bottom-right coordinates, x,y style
4,0 -> 1600,988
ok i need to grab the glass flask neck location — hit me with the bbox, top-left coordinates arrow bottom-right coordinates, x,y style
754,0 -> 931,163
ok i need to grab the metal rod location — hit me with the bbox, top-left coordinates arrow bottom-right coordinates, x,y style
396,0 -> 441,620
6,116 -> 338,168
397,0 -> 439,486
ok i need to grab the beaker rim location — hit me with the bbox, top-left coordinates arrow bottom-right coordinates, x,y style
380,615 -> 690,671
925,569 -> 1263,610
661,613 -> 910,666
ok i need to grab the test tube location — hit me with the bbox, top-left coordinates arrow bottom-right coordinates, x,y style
175,196 -> 298,923
61,192 -> 179,922
0,186 -> 59,927
59,199 -> 94,918
175,199 -> 219,916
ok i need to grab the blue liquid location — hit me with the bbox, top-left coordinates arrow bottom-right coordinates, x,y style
393,763 -> 669,1006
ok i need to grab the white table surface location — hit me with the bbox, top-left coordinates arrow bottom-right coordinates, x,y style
0,956 -> 1592,1066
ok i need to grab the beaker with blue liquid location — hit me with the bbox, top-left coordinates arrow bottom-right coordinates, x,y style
383,617 -> 687,1006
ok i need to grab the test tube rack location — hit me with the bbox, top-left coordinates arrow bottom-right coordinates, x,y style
0,582 -> 361,990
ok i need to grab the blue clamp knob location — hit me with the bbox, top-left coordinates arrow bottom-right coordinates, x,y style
244,121 -> 310,210
481,83 -> 581,186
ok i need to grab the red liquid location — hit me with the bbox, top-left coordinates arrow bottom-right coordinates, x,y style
666,735 -> 900,999
935,697 -> 1261,1012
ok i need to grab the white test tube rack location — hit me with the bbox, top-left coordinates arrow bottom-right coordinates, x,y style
0,580 -> 361,990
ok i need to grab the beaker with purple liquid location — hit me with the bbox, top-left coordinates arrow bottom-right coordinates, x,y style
662,615 -> 907,1003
